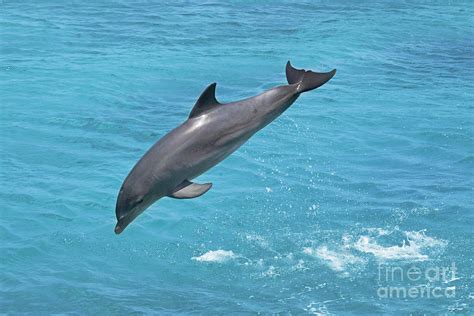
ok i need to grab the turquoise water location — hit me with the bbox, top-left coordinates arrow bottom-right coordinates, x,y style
1,1 -> 473,314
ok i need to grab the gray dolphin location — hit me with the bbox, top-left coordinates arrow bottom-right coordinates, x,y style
115,61 -> 336,234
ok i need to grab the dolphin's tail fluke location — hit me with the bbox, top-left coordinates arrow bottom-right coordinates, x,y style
286,61 -> 336,93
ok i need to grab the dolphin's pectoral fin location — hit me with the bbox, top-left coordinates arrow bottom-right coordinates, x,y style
168,180 -> 212,199
189,83 -> 221,119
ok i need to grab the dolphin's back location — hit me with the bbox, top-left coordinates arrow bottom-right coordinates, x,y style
129,85 -> 294,194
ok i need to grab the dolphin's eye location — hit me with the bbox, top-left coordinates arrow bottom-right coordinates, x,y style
136,197 -> 144,205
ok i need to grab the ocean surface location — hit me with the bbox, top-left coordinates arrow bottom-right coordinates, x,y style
1,1 -> 473,314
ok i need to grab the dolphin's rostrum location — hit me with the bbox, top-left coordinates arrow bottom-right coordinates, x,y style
115,61 -> 336,234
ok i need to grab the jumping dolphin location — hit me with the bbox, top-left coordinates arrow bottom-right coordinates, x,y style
115,61 -> 336,234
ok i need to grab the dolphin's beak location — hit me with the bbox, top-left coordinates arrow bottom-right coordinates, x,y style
114,218 -> 127,235
114,199 -> 153,235
114,222 -> 124,234
114,209 -> 139,235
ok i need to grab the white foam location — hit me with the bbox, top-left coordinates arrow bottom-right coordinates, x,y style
292,259 -> 308,271
261,265 -> 279,278
354,230 -> 446,261
305,301 -> 331,315
304,246 -> 363,273
245,234 -> 269,249
192,250 -> 236,263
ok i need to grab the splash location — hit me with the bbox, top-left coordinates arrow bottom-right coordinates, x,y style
192,250 -> 237,263
354,230 -> 447,261
303,246 -> 364,273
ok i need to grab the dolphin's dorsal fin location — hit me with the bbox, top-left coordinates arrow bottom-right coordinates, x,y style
189,83 -> 221,118
168,180 -> 212,199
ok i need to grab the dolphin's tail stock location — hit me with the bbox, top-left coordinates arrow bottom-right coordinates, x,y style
285,61 -> 336,94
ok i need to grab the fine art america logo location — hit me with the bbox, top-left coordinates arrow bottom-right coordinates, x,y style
377,263 -> 457,299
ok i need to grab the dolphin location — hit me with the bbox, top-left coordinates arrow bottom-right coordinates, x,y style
114,61 -> 336,234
